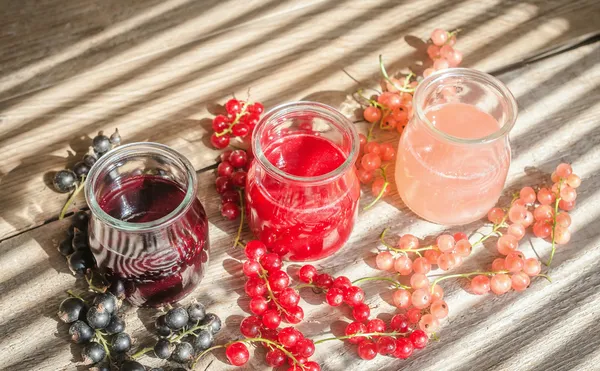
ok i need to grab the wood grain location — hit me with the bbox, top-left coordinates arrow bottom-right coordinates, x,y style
0,39 -> 599,370
1,0 -> 599,240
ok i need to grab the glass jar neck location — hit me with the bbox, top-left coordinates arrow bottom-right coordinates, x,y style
413,68 -> 518,145
252,101 -> 359,186
85,142 -> 197,232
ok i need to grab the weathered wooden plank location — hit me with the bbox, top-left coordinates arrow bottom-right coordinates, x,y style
1,0 -> 599,239
0,41 -> 599,370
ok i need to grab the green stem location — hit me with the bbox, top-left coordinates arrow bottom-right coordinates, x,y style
261,271 -> 290,316
352,276 -> 410,290
94,330 -> 112,361
379,55 -> 415,93
547,180 -> 563,267
379,228 -> 435,254
314,331 -> 407,345
170,322 -> 211,343
472,194 -> 519,248
294,283 -> 320,290
215,102 -> 249,137
233,189 -> 245,249
357,89 -> 386,110
364,166 -> 389,211
131,346 -> 154,360
84,271 -> 108,293
430,270 -> 509,293
66,290 -> 86,302
59,176 -> 86,220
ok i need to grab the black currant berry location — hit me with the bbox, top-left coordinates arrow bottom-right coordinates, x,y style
187,302 -> 206,322
58,297 -> 86,323
165,307 -> 189,330
154,315 -> 171,337
110,332 -> 131,353
72,211 -> 89,231
108,277 -> 126,300
93,134 -> 111,154
120,360 -> 146,371
110,128 -> 121,146
69,320 -> 94,344
105,315 -> 125,334
88,364 -> 111,371
87,305 -> 111,329
171,342 -> 194,363
83,153 -> 97,167
153,338 -> 174,359
68,250 -> 96,275
82,341 -> 106,365
72,228 -> 89,251
53,170 -> 77,193
73,161 -> 91,177
93,293 -> 118,314
200,313 -> 221,334
58,238 -> 74,256
193,329 -> 214,351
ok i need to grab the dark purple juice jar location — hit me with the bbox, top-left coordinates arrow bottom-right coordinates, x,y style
85,142 -> 209,307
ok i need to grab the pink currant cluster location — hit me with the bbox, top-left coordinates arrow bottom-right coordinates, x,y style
424,28 -> 463,77
215,149 -> 252,220
356,136 -> 396,210
237,240 -> 320,370
210,99 -> 264,149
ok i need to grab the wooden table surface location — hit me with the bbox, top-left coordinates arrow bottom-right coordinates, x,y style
1,1 -> 599,370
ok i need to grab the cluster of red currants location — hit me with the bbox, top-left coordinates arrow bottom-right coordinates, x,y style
215,149 -> 251,220
297,264 -> 430,361
236,240 -> 319,370
424,28 -> 463,77
210,99 -> 264,149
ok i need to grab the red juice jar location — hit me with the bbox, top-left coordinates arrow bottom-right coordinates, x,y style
246,102 -> 360,261
85,143 -> 209,307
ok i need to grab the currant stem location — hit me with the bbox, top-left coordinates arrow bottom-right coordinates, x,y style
379,228 -> 435,254
94,330 -> 112,361
356,89 -> 386,110
260,271 -> 290,316
233,189 -> 245,249
547,180 -> 563,267
364,166 -> 389,211
314,331 -> 407,345
66,289 -> 87,302
379,55 -> 415,93
352,276 -> 410,290
169,321 -> 211,343
294,283 -> 320,290
131,346 -> 154,360
430,270 -> 509,293
59,176 -> 86,220
215,101 -> 250,137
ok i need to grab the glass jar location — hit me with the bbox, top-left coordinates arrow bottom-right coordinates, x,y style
246,101 -> 360,261
85,142 -> 209,307
395,68 -> 518,225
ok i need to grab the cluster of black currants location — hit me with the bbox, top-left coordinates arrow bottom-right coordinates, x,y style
148,303 -> 222,367
57,211 -> 97,275
53,129 -> 121,193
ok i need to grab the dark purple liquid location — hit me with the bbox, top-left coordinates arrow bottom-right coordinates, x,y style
90,175 -> 209,307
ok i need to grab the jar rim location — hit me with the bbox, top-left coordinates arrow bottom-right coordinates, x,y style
85,142 -> 197,232
414,68 -> 518,145
252,101 -> 359,184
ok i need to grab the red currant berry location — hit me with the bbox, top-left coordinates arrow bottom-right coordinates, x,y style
226,342 -> 249,366
366,318 -> 386,333
352,303 -> 370,322
245,240 -> 267,260
390,314 -> 410,332
231,171 -> 247,188
232,123 -> 250,137
239,316 -> 261,337
406,308 -> 422,324
229,150 -> 248,168
212,115 -> 229,133
217,161 -> 234,177
325,288 -> 344,307
262,309 -> 281,329
278,287 -> 300,309
225,99 -> 242,115
345,322 -> 367,344
304,361 -> 320,371
221,190 -> 239,204
453,232 -> 468,241
357,340 -> 377,360
277,327 -> 300,348
244,276 -> 266,297
215,176 -> 232,194
249,296 -> 268,315
210,133 -> 230,149
284,306 -> 304,324
245,113 -> 260,127
242,260 -> 261,277
248,102 -> 264,115
268,270 -> 290,292
265,349 -> 286,367
220,149 -> 233,162
298,265 -> 317,283
221,202 -> 240,220
344,286 -> 365,306
294,338 -> 315,358
260,253 -> 283,272
409,329 -> 428,349
314,273 -> 333,289
332,276 -> 352,291
393,338 -> 414,359
376,336 -> 397,355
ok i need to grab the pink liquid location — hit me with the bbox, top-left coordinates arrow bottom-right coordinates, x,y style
396,103 -> 510,225
247,134 -> 360,261
89,176 -> 209,306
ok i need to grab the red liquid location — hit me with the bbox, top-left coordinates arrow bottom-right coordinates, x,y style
89,176 -> 209,306
247,134 -> 360,261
